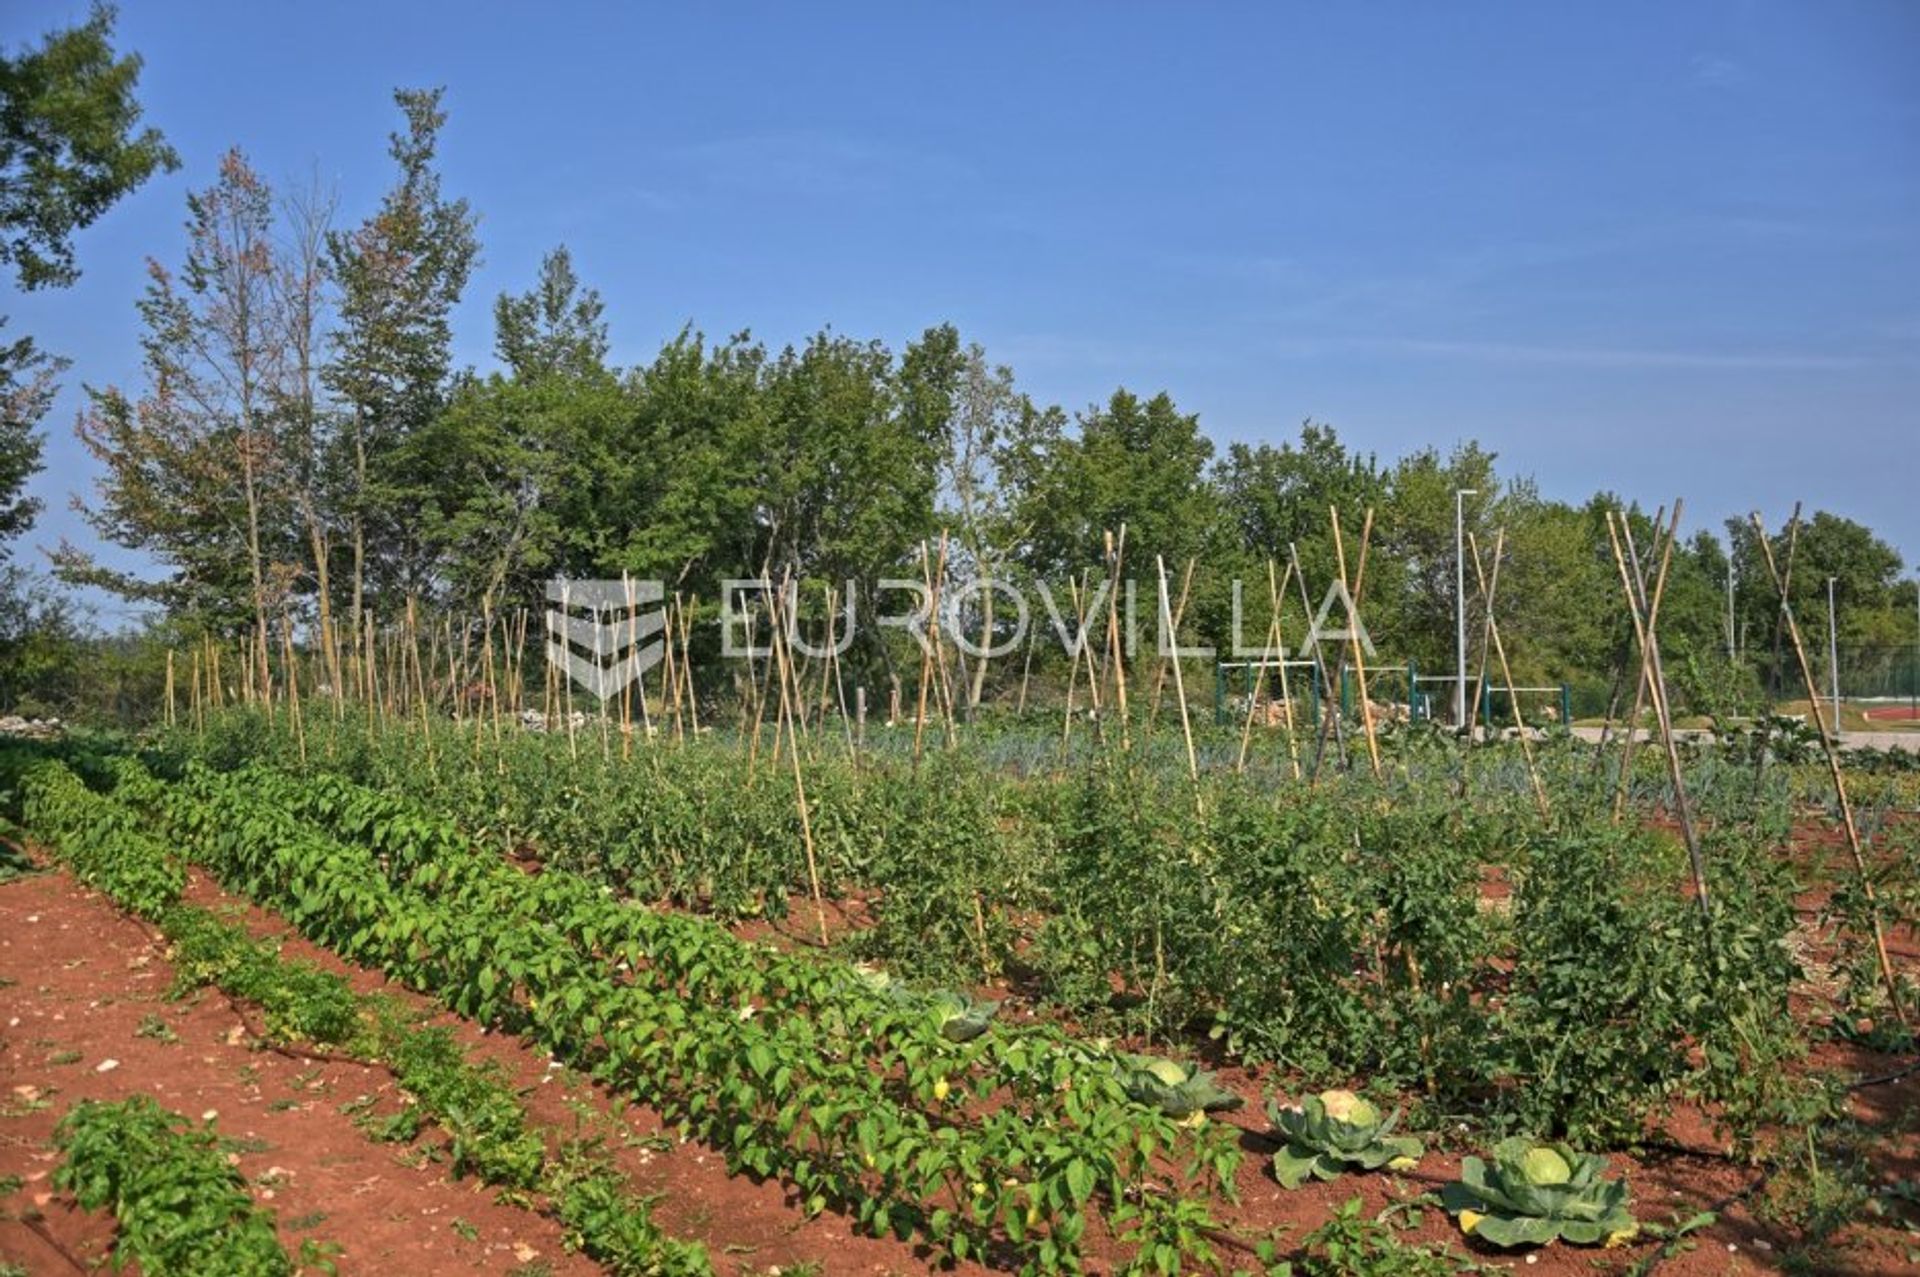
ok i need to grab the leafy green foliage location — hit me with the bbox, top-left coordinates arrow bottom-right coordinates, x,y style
852,966 -> 1001,1042
0,3 -> 178,290
1260,1196 -> 1487,1276
93,751 -> 1237,1273
1439,1138 -> 1637,1248
162,707 -> 1812,1148
1116,1054 -> 1245,1119
20,757 -> 183,917
53,1097 -> 297,1275
1269,1090 -> 1422,1188
25,754 -> 713,1271
545,1141 -> 713,1277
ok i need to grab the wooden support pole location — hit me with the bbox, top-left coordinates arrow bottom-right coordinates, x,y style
1104,526 -> 1132,753
1612,508 -> 1675,817
1331,506 -> 1383,780
911,540 -> 937,767
1469,529 -> 1549,821
1236,557 -> 1297,777
1145,557 -> 1194,743
1750,511 -> 1906,1027
1605,509 -> 1713,930
1157,554 -> 1200,790
766,572 -> 829,946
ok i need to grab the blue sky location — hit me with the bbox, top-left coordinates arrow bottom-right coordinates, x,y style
6,1 -> 1918,620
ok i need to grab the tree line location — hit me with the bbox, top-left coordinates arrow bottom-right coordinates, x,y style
4,16 -> 1914,719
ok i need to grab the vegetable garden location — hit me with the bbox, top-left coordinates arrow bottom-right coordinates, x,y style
5,695 -> 1918,1274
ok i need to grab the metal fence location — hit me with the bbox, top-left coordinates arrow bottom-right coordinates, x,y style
1835,644 -> 1920,702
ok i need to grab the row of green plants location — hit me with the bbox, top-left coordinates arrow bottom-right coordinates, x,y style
12,753 -> 714,1276
168,711 -> 1818,1148
101,750 -> 1243,1274
52,1097 -> 316,1276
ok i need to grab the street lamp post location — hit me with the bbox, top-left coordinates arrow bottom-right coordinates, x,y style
1726,562 -> 1736,660
1455,489 -> 1477,729
1828,576 -> 1841,734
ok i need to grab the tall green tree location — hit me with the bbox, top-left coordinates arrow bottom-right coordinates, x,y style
0,3 -> 176,290
325,86 -> 478,630
605,327 -> 767,592
493,244 -> 608,382
0,2 -> 175,563
1730,509 -> 1907,695
400,248 -> 623,614
1016,389 -> 1217,578
0,328 -> 56,553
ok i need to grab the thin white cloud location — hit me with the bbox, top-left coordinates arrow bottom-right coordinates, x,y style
1689,53 -> 1744,89
1364,337 -> 1870,371
995,331 -> 1228,372
667,130 -> 975,198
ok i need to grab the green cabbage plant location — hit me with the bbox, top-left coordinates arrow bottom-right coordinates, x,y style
1268,1089 -> 1422,1188
927,989 -> 1000,1042
1117,1054 -> 1245,1118
850,965 -> 999,1041
1440,1138 -> 1637,1248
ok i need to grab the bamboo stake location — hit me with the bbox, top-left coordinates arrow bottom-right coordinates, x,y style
1611,507 -> 1674,816
281,613 -> 307,766
1587,523 -> 1665,785
1236,558 -> 1294,775
1625,513 -> 1680,783
929,541 -> 960,750
824,584 -> 858,764
1331,507 -> 1383,780
658,593 -> 678,743
1288,542 -> 1347,781
1270,558 -> 1303,780
1015,619 -> 1036,716
746,604 -> 773,782
1060,570 -> 1100,762
1157,555 -> 1200,790
511,607 -> 529,718
558,584 -> 578,762
1145,557 -> 1195,742
618,577 -> 635,759
1605,509 -> 1712,929
487,605 -> 506,752
1750,511 -> 1906,1026
405,598 -> 435,768
1469,530 -> 1549,821
813,583 -> 835,728
912,536 -> 951,767
363,612 -> 378,739
680,593 -> 701,738
1104,527 -> 1131,752
767,573 -> 829,945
